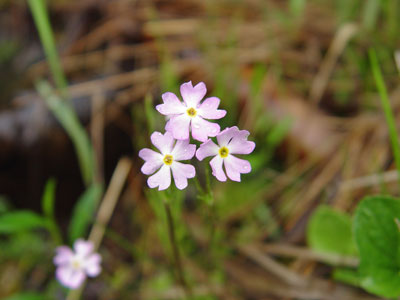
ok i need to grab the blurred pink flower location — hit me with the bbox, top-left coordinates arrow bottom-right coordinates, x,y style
156,81 -> 226,142
196,126 -> 255,182
139,131 -> 196,190
54,239 -> 101,289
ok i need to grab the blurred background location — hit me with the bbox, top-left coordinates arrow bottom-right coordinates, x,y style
0,0 -> 399,299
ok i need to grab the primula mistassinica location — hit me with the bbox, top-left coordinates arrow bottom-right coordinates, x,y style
54,239 -> 101,289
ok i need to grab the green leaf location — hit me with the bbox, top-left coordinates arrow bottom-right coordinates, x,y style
4,292 -> 45,300
42,178 -> 56,218
0,211 -> 47,234
307,205 -> 357,256
68,184 -> 102,243
354,195 -> 400,298
333,268 -> 360,287
27,0 -> 67,91
36,81 -> 95,186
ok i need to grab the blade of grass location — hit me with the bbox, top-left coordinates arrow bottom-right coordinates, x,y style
41,178 -> 62,245
36,80 -> 94,186
27,0 -> 67,92
369,49 -> 400,186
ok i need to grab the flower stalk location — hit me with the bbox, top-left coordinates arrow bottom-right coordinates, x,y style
163,196 -> 192,297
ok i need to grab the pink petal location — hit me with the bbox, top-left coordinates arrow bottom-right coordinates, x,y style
191,117 -> 220,142
227,130 -> 255,155
54,246 -> 73,266
56,266 -> 86,289
197,97 -> 226,119
84,253 -> 102,277
180,81 -> 206,108
150,131 -> 175,155
167,114 -> 191,140
74,239 -> 94,257
229,140 -> 255,155
196,139 -> 219,161
224,155 -> 251,182
171,140 -> 196,161
148,164 -> 171,190
139,148 -> 163,175
216,126 -> 239,147
156,92 -> 186,115
171,161 -> 196,190
210,156 -> 227,182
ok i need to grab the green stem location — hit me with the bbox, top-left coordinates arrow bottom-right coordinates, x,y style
163,198 -> 191,297
369,49 -> 400,186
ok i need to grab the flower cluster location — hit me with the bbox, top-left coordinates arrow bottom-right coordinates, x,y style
54,239 -> 101,289
139,81 -> 255,190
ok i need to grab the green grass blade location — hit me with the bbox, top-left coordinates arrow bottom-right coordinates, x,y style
42,178 -> 56,219
369,49 -> 400,185
68,183 -> 102,243
36,80 -> 94,185
41,178 -> 63,244
27,0 -> 67,91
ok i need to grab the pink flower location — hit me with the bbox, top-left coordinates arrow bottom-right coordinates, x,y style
54,239 -> 101,289
156,81 -> 227,142
139,131 -> 196,190
196,126 -> 255,182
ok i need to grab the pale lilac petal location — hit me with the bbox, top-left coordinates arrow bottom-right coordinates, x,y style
180,81 -> 206,108
167,114 -> 191,140
216,126 -> 239,147
74,239 -> 94,257
148,164 -> 171,190
84,253 -> 102,277
191,117 -> 220,142
224,155 -> 251,182
196,139 -> 219,161
54,246 -> 73,266
227,130 -> 256,155
210,156 -> 227,182
229,140 -> 255,155
171,140 -> 196,161
156,92 -> 186,115
56,266 -> 86,289
197,97 -> 226,119
150,131 -> 175,155
171,162 -> 196,190
139,148 -> 163,175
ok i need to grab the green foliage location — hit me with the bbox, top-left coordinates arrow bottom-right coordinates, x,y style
41,178 -> 56,219
68,184 -> 102,243
27,0 -> 67,91
307,205 -> 357,256
362,0 -> 381,30
333,268 -> 360,287
4,292 -> 45,300
147,188 -> 188,254
36,81 -> 95,186
0,211 -> 47,234
289,0 -> 306,17
41,178 -> 62,245
354,195 -> 400,298
369,49 -> 400,186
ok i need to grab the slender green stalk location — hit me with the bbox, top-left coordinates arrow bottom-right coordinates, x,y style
162,197 -> 191,297
27,0 -> 68,92
369,49 -> 400,186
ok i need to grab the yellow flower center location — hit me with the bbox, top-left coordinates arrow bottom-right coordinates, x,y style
71,258 -> 81,270
163,154 -> 173,165
219,146 -> 229,158
186,107 -> 197,117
